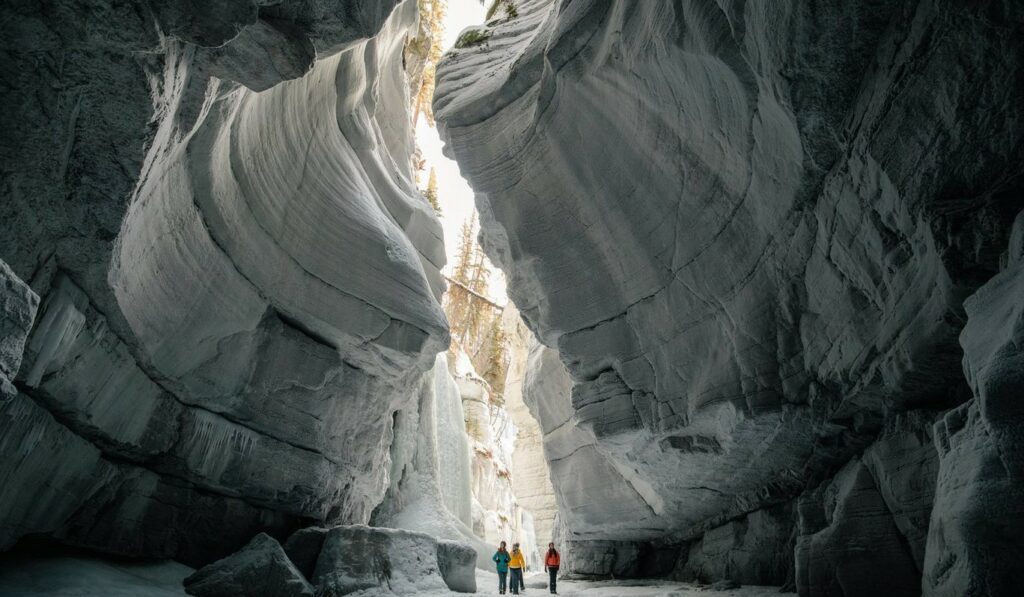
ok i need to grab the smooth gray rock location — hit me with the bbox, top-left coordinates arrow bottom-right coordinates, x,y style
0,390 -> 116,551
184,533 -> 313,597
436,540 -> 478,593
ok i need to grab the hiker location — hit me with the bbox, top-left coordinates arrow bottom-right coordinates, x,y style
493,541 -> 511,594
544,543 -> 560,594
509,543 -> 526,594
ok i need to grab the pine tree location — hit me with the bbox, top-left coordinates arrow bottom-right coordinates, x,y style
413,0 -> 447,126
481,315 -> 509,401
452,214 -> 477,285
424,167 -> 441,215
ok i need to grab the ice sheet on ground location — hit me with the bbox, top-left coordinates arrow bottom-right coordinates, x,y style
0,557 -> 785,596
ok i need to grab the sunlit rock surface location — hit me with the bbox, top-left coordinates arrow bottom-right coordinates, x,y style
451,346 -> 540,567
0,0 -> 449,565
436,0 -> 1024,590
503,306 -> 558,551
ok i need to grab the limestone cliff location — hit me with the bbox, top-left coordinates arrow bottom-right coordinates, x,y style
0,0 -> 449,566
436,0 -> 1024,593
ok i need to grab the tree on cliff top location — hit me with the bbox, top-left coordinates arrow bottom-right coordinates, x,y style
413,0 -> 446,126
423,167 -> 441,215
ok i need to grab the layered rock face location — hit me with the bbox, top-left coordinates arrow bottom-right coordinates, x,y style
1,0 -> 450,566
436,0 -> 1024,592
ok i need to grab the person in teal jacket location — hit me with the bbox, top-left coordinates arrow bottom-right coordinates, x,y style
493,541 -> 511,594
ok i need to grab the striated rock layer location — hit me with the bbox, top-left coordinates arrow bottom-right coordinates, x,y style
436,0 -> 1024,592
1,0 -> 450,566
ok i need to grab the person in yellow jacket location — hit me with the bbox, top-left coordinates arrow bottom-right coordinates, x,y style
508,543 -> 527,594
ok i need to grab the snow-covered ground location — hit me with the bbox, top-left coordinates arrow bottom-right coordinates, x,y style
0,554 -> 193,596
0,556 -> 784,596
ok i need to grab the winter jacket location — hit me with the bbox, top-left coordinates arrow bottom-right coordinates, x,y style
509,550 -> 526,569
545,551 -> 560,568
493,550 -> 511,573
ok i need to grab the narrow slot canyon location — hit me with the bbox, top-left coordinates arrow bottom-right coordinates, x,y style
1,1 -> 1022,596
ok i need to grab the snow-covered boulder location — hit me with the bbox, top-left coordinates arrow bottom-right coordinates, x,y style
436,540 -> 478,593
312,525 -> 476,595
184,533 -> 313,597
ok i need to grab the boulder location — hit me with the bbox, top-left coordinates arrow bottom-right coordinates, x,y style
436,540 -> 478,593
184,533 -> 313,597
312,525 -> 476,595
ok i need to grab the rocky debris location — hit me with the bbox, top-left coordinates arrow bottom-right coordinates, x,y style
312,525 -> 476,595
184,533 -> 313,597
436,0 -> 1024,590
186,525 -> 478,595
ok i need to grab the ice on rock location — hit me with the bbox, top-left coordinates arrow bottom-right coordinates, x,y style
371,354 -> 493,569
503,307 -> 558,550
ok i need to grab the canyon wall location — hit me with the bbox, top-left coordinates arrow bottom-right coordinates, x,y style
0,0 -> 451,566
436,0 -> 1024,593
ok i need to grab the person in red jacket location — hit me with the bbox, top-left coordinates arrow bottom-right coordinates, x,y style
544,543 -> 561,594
